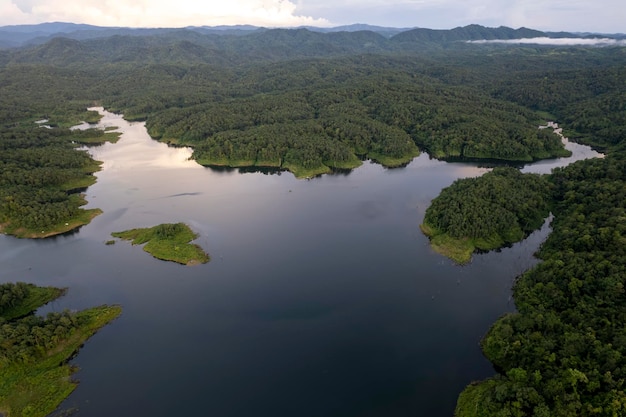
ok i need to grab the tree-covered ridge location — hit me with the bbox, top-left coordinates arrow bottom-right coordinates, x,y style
456,155 -> 626,416
0,283 -> 122,417
0,64 -> 116,238
0,39 -> 622,236
491,64 -> 626,150
0,126 -> 106,238
420,167 -> 552,263
141,57 -> 567,177
449,50 -> 626,415
0,23 -> 611,56
112,223 -> 210,265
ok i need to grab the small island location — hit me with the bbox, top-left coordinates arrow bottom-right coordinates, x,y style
0,282 -> 121,417
420,167 -> 552,264
111,222 -> 210,265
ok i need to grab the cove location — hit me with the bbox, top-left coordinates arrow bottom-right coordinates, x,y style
0,108 -> 601,417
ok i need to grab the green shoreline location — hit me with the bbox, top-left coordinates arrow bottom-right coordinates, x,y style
193,149 -> 420,179
0,207 -> 102,239
0,114 -> 119,240
419,223 -> 476,265
0,283 -> 122,417
420,167 -> 552,265
112,223 -> 210,265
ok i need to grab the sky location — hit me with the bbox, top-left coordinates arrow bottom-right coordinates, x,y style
0,0 -> 624,33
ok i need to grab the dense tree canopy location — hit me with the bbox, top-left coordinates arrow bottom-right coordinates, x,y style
456,155 -> 626,417
1,27 -> 626,416
421,167 -> 552,263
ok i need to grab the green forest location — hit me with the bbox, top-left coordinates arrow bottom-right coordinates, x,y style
0,282 -> 121,417
1,25 -> 626,416
421,167 -> 552,264
454,153 -> 626,416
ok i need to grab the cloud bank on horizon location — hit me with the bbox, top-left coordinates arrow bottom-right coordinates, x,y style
470,37 -> 626,46
0,0 -> 624,33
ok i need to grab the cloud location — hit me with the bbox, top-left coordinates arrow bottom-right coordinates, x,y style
1,0 -> 625,32
469,37 -> 626,46
1,0 -> 332,27
293,0 -> 625,33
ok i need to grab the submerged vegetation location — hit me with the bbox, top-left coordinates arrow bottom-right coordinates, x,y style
112,223 -> 210,265
0,282 -> 121,417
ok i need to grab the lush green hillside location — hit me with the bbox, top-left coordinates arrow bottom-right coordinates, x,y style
1,26 -> 626,416
421,167 -> 552,264
455,154 -> 626,417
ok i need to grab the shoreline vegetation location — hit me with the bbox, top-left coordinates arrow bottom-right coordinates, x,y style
112,223 -> 210,265
0,112 -> 119,239
420,167 -> 552,264
1,27 -> 625,416
454,154 -> 626,417
192,145 -> 419,178
0,282 -> 122,417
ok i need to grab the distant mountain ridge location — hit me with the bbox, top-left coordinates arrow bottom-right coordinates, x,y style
392,24 -> 547,42
1,22 -> 625,65
1,22 -> 623,50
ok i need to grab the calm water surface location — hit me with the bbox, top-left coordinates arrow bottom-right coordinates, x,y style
0,109 -> 601,417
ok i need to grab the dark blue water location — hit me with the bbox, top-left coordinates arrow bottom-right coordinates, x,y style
0,110 -> 600,417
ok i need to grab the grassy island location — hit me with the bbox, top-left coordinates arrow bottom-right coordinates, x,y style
112,223 -> 210,265
420,167 -> 552,264
0,282 -> 122,417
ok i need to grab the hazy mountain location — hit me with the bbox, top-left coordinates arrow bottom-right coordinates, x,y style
1,23 -> 624,66
304,24 -> 411,38
390,24 -> 549,43
5,22 -> 622,51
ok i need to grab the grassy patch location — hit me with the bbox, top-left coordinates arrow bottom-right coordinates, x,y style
323,154 -> 363,170
455,378 -> 499,417
420,223 -> 475,265
427,230 -> 475,265
112,222 -> 210,265
0,305 -> 122,417
368,148 -> 420,168
281,162 -> 331,179
421,222 -> 526,264
254,159 -> 282,168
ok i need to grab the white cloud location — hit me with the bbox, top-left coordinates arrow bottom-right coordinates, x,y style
469,37 -> 626,46
0,0 -> 624,32
0,0 -> 332,27
293,0 -> 625,33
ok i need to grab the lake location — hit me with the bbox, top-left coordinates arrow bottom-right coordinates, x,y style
0,109 -> 602,417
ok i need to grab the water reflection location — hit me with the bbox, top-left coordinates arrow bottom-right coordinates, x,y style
0,108 -> 603,417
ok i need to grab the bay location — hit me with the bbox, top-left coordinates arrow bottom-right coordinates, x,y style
0,109 -> 601,417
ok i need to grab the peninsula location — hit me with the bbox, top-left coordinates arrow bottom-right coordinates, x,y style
0,282 -> 121,417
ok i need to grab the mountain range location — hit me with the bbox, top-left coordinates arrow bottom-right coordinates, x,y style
1,22 -> 624,50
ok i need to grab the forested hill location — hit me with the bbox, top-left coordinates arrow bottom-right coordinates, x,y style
0,21 -> 615,51
1,17 -> 626,417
